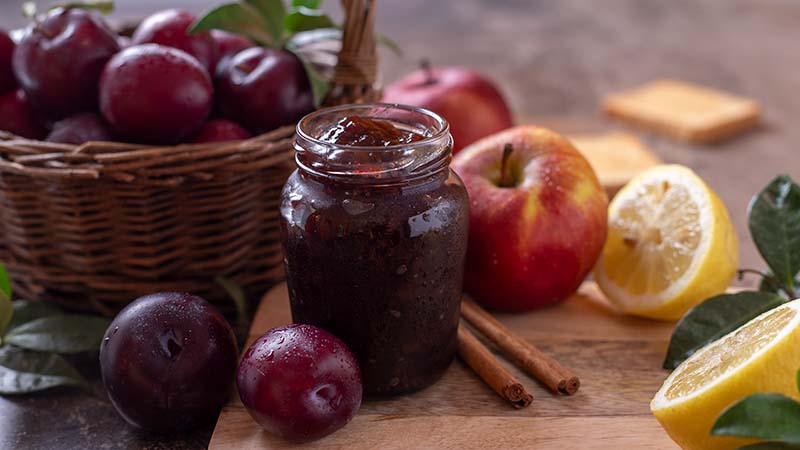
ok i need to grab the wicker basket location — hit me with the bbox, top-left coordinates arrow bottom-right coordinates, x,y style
0,0 -> 380,316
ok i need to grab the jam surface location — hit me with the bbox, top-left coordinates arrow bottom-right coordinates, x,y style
281,115 -> 468,396
319,116 -> 424,146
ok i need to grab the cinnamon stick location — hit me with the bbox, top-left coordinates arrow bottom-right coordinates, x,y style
457,324 -> 533,408
461,297 -> 580,395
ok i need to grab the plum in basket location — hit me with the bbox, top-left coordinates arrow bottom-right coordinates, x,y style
131,9 -> 217,75
99,44 -> 213,144
13,7 -> 120,118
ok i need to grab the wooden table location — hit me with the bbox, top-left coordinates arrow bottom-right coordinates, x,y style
1,0 -> 797,448
209,282 -> 679,450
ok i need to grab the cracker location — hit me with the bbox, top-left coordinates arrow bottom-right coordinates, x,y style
569,132 -> 662,196
602,79 -> 760,143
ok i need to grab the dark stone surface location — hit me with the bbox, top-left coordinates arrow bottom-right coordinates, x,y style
1,0 -> 799,448
0,354 -> 213,450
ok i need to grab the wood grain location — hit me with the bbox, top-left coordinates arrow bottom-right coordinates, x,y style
209,282 -> 680,450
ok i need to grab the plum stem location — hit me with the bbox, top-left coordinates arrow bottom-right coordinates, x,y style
500,143 -> 514,187
420,59 -> 436,85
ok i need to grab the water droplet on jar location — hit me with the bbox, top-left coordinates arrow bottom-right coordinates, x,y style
389,377 -> 400,387
396,264 -> 408,275
390,309 -> 402,319
341,199 -> 375,215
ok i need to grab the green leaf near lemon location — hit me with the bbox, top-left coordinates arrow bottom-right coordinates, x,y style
651,175 -> 800,450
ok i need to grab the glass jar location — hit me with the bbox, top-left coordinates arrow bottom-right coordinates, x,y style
280,103 -> 469,396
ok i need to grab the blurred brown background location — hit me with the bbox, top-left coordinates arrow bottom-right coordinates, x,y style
2,0 -> 795,272
0,0 -> 800,267
1,1 -> 798,448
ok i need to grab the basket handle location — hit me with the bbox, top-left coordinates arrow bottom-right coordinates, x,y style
325,0 -> 380,105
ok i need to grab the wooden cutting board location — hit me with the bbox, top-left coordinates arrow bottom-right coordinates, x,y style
209,282 -> 679,450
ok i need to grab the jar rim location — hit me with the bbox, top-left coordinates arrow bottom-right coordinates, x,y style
295,102 -> 450,152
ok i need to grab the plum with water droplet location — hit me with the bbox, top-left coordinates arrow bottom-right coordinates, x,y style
99,44 -> 213,144
216,47 -> 313,134
12,7 -> 120,118
0,30 -> 16,94
99,292 -> 238,432
131,9 -> 217,75
0,89 -> 46,139
210,30 -> 254,76
237,324 -> 362,442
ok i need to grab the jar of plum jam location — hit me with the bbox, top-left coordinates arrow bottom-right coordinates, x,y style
280,103 -> 469,396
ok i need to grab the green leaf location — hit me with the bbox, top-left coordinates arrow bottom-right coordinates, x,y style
216,276 -> 250,343
5,315 -> 110,354
7,300 -> 61,332
712,393 -> 800,444
664,291 -> 787,369
378,33 -> 403,57
0,263 -> 12,301
245,0 -> 287,45
288,48 -> 330,107
284,7 -> 335,34
292,0 -> 320,8
737,443 -> 800,450
796,370 -> 800,393
216,276 -> 247,324
759,271 -> 799,298
0,346 -> 85,394
748,175 -> 800,293
0,263 -> 12,336
49,1 -> 115,14
191,3 -> 277,47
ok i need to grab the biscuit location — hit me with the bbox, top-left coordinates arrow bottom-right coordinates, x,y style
603,79 -> 760,143
569,132 -> 662,196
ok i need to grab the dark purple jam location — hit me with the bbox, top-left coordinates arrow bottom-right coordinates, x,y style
280,109 -> 468,396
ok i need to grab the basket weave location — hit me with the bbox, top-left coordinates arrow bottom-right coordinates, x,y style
0,0 -> 380,316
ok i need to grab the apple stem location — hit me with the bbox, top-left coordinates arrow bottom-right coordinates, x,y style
500,143 -> 514,187
420,58 -> 436,85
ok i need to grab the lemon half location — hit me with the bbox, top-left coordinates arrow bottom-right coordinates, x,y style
594,164 -> 738,320
651,299 -> 800,450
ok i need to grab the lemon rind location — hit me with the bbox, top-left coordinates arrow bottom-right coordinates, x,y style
595,165 -> 728,316
650,298 -> 800,411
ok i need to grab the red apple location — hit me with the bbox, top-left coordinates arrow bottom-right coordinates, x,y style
451,126 -> 608,312
382,64 -> 513,153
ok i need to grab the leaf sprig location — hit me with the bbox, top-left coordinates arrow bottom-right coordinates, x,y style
664,175 -> 800,369
0,264 -> 110,395
710,370 -> 800,449
190,0 -> 335,106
